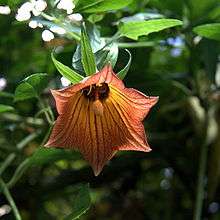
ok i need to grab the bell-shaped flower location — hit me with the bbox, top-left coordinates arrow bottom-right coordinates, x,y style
45,65 -> 158,175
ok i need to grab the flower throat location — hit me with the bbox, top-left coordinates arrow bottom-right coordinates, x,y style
82,83 -> 109,101
82,83 -> 110,116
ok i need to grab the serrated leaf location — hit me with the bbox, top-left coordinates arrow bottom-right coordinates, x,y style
0,104 -> 14,114
75,0 -> 133,13
81,23 -> 97,76
51,53 -> 84,83
119,19 -> 183,40
117,49 -> 132,80
64,184 -> 91,220
14,73 -> 48,102
193,23 -> 220,41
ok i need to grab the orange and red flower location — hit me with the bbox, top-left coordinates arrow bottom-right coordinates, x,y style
45,65 -> 158,175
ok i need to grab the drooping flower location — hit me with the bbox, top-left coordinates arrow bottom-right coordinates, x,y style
45,65 -> 158,175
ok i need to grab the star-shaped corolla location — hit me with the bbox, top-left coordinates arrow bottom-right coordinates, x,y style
45,65 -> 158,175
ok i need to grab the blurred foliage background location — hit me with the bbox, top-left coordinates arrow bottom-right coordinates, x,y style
0,0 -> 220,219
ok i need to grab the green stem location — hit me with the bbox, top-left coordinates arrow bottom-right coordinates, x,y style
17,131 -> 41,150
7,159 -> 30,189
38,98 -> 53,125
40,12 -> 55,21
117,41 -> 156,48
6,126 -> 53,190
172,81 -> 192,96
2,113 -> 44,126
0,178 -> 22,220
0,132 -> 40,177
48,107 -> 55,122
193,143 -> 208,220
0,154 -> 16,176
41,124 -> 54,146
193,112 -> 209,220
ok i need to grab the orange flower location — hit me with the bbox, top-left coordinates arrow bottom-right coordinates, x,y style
45,65 -> 158,175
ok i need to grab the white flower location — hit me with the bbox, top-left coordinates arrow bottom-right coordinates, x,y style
42,30 -> 54,41
15,2 -> 33,21
50,26 -> 66,35
0,5 -> 11,15
32,8 -> 41,16
61,77 -> 71,87
34,0 -> 47,12
28,20 -> 38,28
16,0 -> 47,21
38,22 -> 43,28
57,0 -> 75,14
0,77 -> 7,91
68,13 -> 83,22
0,205 -> 11,217
16,11 -> 31,21
31,0 -> 47,16
19,2 -> 34,12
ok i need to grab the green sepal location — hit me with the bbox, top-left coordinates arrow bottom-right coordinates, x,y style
117,49 -> 132,80
81,23 -> 97,76
51,52 -> 84,84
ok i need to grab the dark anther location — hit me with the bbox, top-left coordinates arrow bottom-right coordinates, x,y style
97,83 -> 109,100
82,83 -> 109,101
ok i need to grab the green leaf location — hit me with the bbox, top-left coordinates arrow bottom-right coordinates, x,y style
117,12 -> 164,24
81,23 -> 97,76
119,19 -> 183,40
0,104 -> 14,114
189,0 -> 218,20
64,184 -> 91,220
29,147 -> 80,166
75,0 -> 133,13
14,73 -> 48,102
193,23 -> 220,41
0,91 -> 14,99
117,49 -> 132,80
51,53 -> 84,83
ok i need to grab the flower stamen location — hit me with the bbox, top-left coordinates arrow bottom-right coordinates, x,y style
82,83 -> 109,101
